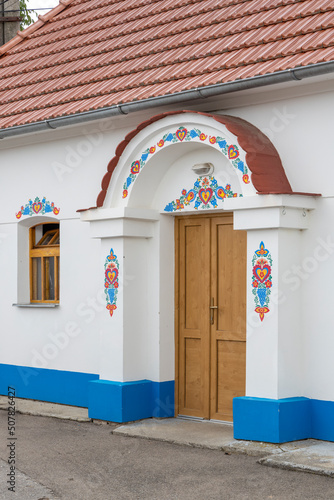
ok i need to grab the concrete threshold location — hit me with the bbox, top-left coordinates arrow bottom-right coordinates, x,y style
258,443 -> 334,478
114,418 -> 334,478
1,397 -> 334,478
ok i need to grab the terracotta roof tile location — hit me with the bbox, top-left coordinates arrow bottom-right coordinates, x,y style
0,0 -> 333,129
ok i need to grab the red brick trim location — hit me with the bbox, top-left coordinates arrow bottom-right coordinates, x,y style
95,110 -> 294,208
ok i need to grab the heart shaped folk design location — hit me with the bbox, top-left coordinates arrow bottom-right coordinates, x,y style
198,188 -> 213,205
176,128 -> 187,141
130,161 -> 141,175
32,202 -> 42,214
253,264 -> 271,283
105,268 -> 118,286
228,145 -> 239,159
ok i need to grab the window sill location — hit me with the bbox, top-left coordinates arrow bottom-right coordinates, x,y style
12,303 -> 59,308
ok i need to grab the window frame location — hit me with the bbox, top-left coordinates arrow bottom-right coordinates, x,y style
29,223 -> 60,304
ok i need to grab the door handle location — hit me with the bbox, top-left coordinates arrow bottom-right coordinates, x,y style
209,298 -> 218,325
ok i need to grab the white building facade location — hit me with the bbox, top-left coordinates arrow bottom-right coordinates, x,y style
1,76 -> 334,443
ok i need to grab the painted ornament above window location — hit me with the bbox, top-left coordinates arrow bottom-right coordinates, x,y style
252,242 -> 272,322
16,197 -> 60,219
122,126 -> 250,199
105,248 -> 119,317
164,176 -> 241,212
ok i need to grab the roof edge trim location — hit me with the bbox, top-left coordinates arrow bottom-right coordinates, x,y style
0,61 -> 333,140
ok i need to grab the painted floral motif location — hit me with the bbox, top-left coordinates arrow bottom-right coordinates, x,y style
122,127 -> 249,198
164,176 -> 240,212
16,197 -> 60,219
252,241 -> 272,322
105,248 -> 119,317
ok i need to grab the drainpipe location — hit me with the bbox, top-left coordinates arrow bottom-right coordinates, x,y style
0,61 -> 333,139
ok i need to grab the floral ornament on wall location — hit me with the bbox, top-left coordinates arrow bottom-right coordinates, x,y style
16,197 -> 60,219
164,176 -> 241,212
122,126 -> 250,198
105,248 -> 119,317
252,241 -> 272,322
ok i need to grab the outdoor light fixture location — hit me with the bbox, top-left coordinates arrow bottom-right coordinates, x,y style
191,162 -> 214,176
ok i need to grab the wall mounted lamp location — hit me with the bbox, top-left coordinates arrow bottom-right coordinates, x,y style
191,162 -> 214,176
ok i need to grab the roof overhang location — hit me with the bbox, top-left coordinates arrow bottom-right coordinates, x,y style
0,61 -> 334,140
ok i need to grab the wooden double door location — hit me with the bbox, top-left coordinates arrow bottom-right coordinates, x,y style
175,214 -> 246,422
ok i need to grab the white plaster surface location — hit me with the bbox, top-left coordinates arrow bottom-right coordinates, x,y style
0,83 -> 333,407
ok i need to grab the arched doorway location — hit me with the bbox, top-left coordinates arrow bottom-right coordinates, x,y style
84,110 -> 301,427
175,212 -> 246,422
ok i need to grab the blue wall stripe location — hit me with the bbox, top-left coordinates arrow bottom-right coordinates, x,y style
234,396 -> 334,444
88,379 -> 175,422
311,399 -> 334,442
152,380 -> 175,418
0,363 -> 99,407
0,363 -> 174,423
3,362 -> 334,440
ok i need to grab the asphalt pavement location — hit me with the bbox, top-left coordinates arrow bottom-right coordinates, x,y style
0,407 -> 334,499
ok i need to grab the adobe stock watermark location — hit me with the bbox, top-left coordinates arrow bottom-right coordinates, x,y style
282,235 -> 334,292
214,167 -> 233,187
52,119 -> 116,183
261,106 -> 296,142
245,234 -> 334,339
0,232 -> 8,245
7,387 -> 16,493
152,395 -> 174,418
18,273 -> 134,385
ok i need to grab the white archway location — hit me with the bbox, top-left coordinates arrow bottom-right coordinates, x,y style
82,111 -> 317,432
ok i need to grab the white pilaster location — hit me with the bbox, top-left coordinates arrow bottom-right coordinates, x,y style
234,195 -> 318,400
81,208 -> 162,382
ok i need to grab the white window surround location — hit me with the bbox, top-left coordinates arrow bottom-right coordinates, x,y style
14,215 -> 60,307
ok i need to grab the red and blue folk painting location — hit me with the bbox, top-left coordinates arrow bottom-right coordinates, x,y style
104,248 -> 119,317
252,241 -> 272,322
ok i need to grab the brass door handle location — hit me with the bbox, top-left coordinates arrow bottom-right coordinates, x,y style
210,298 -> 218,325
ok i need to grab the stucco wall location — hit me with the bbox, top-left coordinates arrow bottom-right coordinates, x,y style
0,81 -> 333,403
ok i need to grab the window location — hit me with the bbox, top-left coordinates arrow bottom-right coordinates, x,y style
29,223 -> 60,303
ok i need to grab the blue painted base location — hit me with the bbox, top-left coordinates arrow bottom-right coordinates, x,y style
311,399 -> 334,442
0,363 -> 174,423
88,379 -> 174,422
2,362 -> 334,438
0,363 -> 98,407
234,396 -> 334,443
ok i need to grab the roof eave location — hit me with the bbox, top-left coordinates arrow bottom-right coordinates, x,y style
0,61 -> 333,140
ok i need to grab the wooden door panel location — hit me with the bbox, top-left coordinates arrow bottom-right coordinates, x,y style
212,217 -> 246,341
210,216 -> 246,421
184,225 -> 202,330
213,340 -> 246,421
177,217 -> 210,418
184,338 -> 203,412
176,214 -> 246,421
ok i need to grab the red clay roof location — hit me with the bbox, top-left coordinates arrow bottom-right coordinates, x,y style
0,0 -> 333,130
